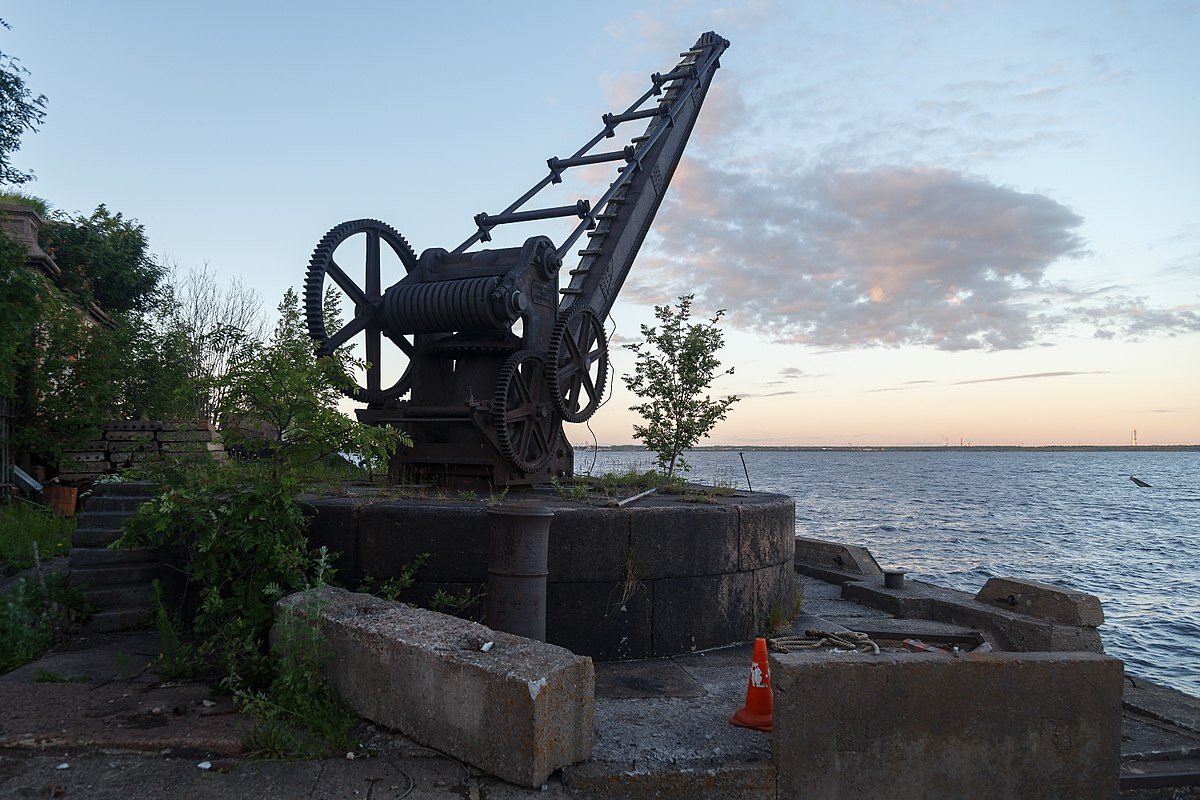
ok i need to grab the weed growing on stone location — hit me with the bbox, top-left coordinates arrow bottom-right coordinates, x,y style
429,586 -> 483,620
0,499 -> 74,570
550,475 -> 591,502
762,576 -> 805,637
357,553 -> 429,602
0,572 -> 91,673
239,590 -> 356,758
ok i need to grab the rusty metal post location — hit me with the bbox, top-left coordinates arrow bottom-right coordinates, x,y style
487,504 -> 553,641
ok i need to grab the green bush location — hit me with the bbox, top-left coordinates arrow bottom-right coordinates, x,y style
118,460 -> 314,689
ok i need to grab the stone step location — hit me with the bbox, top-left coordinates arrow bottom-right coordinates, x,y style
70,562 -> 158,588
89,481 -> 158,497
69,546 -> 158,568
72,526 -> 125,548
80,581 -> 155,610
80,495 -> 153,514
85,607 -> 152,633
72,509 -> 134,535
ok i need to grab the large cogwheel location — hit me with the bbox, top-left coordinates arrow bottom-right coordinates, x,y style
492,350 -> 559,473
305,219 -> 418,404
547,307 -> 608,423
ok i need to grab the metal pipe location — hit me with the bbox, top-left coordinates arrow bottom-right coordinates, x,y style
474,200 -> 590,241
548,146 -> 635,172
487,504 -> 553,641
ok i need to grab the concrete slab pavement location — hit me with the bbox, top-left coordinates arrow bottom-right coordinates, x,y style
3,574 -> 1200,798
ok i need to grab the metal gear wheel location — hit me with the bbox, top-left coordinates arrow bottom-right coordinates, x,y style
305,219 -> 418,404
547,307 -> 608,423
492,350 -> 559,472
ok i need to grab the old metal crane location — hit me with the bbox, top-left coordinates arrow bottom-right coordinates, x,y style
304,32 -> 730,486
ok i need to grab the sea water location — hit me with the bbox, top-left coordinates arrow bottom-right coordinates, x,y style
578,448 -> 1200,696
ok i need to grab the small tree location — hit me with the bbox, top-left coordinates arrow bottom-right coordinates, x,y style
623,294 -> 739,478
221,288 -> 403,480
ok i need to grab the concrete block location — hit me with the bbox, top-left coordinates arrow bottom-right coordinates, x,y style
632,505 -> 739,579
57,464 -> 108,477
101,420 -> 165,431
357,502 -> 489,582
158,429 -> 216,442
737,495 -> 795,571
160,441 -> 225,453
547,579 -> 653,660
843,576 -> 1105,653
794,536 -> 881,575
275,587 -> 594,788
772,650 -> 1123,800
158,420 -> 214,432
977,576 -> 1104,626
103,430 -> 158,441
61,451 -> 106,463
548,507 -> 631,582
652,571 -> 753,655
106,440 -> 154,452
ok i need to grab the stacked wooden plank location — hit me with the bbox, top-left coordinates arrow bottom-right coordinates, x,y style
58,420 -> 226,480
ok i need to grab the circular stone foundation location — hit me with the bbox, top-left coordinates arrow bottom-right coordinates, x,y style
302,489 -> 795,660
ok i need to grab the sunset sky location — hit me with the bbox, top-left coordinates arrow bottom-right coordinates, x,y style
8,1 -> 1199,446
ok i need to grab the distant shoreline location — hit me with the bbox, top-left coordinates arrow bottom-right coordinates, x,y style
577,444 -> 1200,453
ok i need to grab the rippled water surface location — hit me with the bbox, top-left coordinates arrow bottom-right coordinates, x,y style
580,449 -> 1200,696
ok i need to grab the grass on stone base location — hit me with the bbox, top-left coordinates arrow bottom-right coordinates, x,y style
0,499 -> 75,571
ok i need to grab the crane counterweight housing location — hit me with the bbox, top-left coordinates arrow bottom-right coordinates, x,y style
304,32 -> 730,487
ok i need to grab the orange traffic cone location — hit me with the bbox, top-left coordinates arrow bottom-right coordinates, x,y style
729,637 -> 773,732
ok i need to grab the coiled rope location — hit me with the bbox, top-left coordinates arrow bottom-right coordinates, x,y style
769,630 -> 880,655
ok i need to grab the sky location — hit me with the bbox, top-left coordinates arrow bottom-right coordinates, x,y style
6,1 -> 1199,446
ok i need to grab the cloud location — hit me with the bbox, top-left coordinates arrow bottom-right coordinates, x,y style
1072,297 -> 1200,339
950,370 -> 1107,386
740,390 -> 798,398
629,158 -> 1087,350
870,370 -> 1107,393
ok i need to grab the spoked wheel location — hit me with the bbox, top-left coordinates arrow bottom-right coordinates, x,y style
305,219 -> 418,403
547,307 -> 608,423
492,350 -> 560,472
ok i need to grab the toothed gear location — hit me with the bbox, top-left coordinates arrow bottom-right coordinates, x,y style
492,350 -> 559,472
547,307 -> 608,423
305,219 -> 418,403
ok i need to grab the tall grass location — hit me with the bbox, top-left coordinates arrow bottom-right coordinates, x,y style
0,499 -> 75,570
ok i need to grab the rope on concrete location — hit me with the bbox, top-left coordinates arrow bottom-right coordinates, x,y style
768,630 -> 880,655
